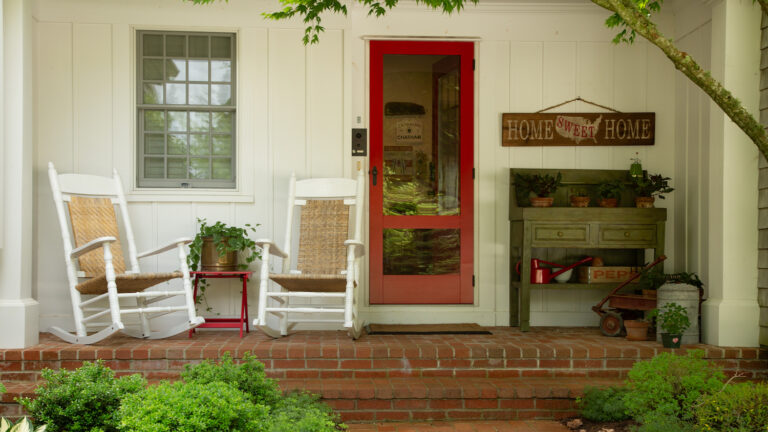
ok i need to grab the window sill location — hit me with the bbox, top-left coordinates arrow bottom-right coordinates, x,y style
126,189 -> 254,203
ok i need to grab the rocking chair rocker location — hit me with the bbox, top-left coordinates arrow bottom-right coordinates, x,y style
254,172 -> 365,339
47,163 -> 204,344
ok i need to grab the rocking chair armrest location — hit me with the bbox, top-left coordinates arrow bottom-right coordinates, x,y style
344,240 -> 365,258
70,236 -> 118,259
137,237 -> 193,259
254,239 -> 288,258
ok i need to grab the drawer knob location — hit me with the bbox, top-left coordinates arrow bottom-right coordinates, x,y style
557,231 -> 564,237
624,232 -> 631,238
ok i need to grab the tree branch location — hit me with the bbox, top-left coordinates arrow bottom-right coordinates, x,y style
757,0 -> 768,18
594,0 -> 768,161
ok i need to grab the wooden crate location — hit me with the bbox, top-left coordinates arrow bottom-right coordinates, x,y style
578,266 -> 640,284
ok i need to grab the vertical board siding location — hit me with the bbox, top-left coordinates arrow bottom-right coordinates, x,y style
33,2 -> 679,329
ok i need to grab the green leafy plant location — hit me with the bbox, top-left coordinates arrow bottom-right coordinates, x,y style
119,381 -> 269,432
181,352 -> 281,407
576,386 -> 631,422
513,172 -> 563,198
695,381 -> 768,432
597,180 -> 625,200
18,360 -> 146,432
270,392 -> 344,432
632,173 -> 674,199
623,350 -> 725,425
650,302 -> 690,335
187,218 -> 262,311
0,418 -> 48,432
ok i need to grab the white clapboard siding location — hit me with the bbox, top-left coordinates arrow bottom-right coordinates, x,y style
34,0 -> 681,329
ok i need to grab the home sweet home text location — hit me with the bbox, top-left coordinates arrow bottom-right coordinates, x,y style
501,112 -> 655,147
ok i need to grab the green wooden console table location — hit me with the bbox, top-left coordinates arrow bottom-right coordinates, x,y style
509,169 -> 667,331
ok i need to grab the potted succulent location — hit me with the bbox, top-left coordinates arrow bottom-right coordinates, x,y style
631,173 -> 673,208
187,219 -> 261,310
596,180 -> 624,208
513,172 -> 562,207
649,302 -> 690,348
569,189 -> 590,208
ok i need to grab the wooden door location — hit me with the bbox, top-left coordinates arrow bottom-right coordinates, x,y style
369,40 -> 474,304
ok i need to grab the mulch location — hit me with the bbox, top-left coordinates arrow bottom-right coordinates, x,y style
561,417 -> 640,432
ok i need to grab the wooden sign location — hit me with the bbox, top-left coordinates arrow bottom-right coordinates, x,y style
502,112 -> 655,147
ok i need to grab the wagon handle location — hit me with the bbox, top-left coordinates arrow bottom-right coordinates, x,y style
592,255 -> 667,314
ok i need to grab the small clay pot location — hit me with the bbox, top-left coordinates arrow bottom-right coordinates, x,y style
635,196 -> 655,208
625,320 -> 650,341
570,196 -> 590,208
529,197 -> 554,207
598,198 -> 618,208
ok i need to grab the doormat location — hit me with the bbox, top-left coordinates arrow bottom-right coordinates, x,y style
365,323 -> 492,335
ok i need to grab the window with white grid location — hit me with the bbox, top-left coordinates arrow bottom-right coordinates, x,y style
137,31 -> 236,188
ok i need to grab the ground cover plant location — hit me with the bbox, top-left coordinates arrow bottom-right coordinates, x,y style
16,354 -> 344,432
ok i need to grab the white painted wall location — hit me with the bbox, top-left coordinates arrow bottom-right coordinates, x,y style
33,0 -> 680,331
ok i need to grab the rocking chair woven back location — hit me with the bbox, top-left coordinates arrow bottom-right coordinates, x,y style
68,196 -> 126,277
297,200 -> 349,275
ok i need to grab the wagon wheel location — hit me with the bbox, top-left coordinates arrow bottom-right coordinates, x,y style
599,311 -> 624,337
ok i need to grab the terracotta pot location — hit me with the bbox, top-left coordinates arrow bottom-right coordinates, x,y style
635,196 -> 655,208
598,198 -> 618,208
661,333 -> 682,348
201,237 -> 238,271
529,197 -> 554,207
624,320 -> 650,341
570,196 -> 590,208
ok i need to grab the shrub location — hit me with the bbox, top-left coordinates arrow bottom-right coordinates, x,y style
119,381 -> 269,432
18,360 -> 146,432
269,392 -> 344,432
623,350 -> 725,424
695,381 -> 768,432
634,412 -> 698,432
576,386 -> 631,422
181,352 -> 281,407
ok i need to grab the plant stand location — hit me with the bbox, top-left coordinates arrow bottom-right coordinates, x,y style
188,271 -> 252,338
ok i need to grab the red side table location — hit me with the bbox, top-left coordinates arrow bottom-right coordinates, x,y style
188,271 -> 251,338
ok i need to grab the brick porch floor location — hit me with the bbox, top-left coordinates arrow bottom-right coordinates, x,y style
1,327 -> 766,422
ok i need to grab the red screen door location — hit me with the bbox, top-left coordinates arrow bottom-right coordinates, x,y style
369,40 -> 474,304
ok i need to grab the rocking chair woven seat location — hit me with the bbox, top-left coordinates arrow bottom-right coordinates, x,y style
76,272 -> 183,295
48,163 -> 204,344
255,172 -> 365,339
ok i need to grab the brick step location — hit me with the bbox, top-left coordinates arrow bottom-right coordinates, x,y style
278,377 -> 619,423
347,420 -> 570,431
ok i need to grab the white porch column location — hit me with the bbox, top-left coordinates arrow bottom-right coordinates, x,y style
702,0 -> 761,347
0,0 -> 38,348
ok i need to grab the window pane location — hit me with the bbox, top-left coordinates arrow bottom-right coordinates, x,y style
166,59 -> 186,81
189,158 -> 210,179
212,112 -> 232,133
144,134 -> 164,154
190,134 -> 210,155
189,60 -> 209,81
190,112 -> 210,132
383,229 -> 460,275
211,61 -> 231,82
168,158 -> 187,179
144,157 -> 164,178
211,36 -> 231,58
166,83 -> 186,104
143,59 -> 163,80
212,158 -> 232,179
144,111 -> 165,131
189,36 -> 209,58
211,85 -> 231,105
143,84 -> 163,104
167,111 -> 188,131
143,34 -> 163,56
166,35 -> 186,57
212,135 -> 231,155
168,134 -> 188,155
189,84 -> 209,105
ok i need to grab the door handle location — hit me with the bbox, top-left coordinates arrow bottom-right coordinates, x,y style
371,166 -> 378,186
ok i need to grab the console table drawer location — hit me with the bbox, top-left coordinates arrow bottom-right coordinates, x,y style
532,223 -> 589,245
599,224 -> 656,246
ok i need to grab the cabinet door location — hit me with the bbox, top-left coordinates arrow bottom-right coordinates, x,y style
598,224 -> 656,247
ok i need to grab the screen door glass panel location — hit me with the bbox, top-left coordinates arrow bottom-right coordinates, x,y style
383,229 -> 460,275
382,54 -> 460,217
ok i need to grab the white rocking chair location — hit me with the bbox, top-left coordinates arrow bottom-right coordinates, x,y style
47,163 -> 204,344
255,172 -> 365,339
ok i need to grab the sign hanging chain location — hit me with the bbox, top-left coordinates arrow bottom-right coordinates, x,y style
535,96 -> 622,114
